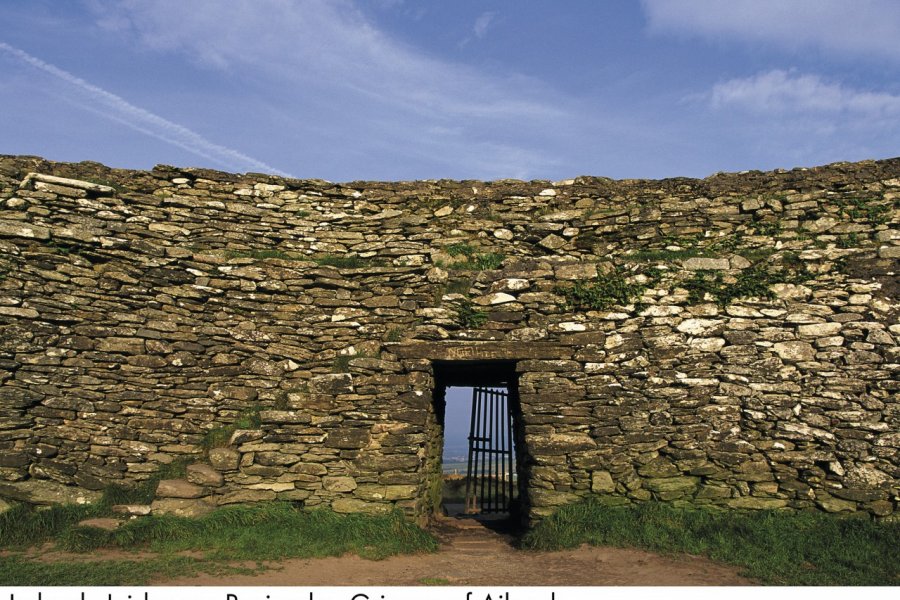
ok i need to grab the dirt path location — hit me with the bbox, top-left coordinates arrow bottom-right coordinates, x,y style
159,515 -> 755,586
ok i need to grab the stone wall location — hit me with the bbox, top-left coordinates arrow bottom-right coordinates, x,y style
0,154 -> 897,523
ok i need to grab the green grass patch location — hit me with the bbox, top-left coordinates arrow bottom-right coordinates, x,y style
837,233 -> 861,248
521,499 -> 900,585
442,253 -> 505,271
384,326 -> 404,342
98,479 -> 159,507
684,268 -> 768,306
454,298 -> 488,328
332,354 -> 354,373
66,503 -> 437,561
200,406 -> 262,451
0,502 -> 97,549
442,243 -> 505,271
445,242 -> 476,257
554,267 -> 647,311
835,196 -> 893,225
0,502 -> 438,585
420,577 -> 452,585
684,256 -> 812,307
740,247 -> 776,263
751,217 -> 782,236
0,475 -> 182,550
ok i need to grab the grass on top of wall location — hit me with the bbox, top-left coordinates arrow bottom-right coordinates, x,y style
0,501 -> 438,585
520,498 -> 900,586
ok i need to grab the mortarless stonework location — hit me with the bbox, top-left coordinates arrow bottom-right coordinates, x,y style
0,154 -> 897,524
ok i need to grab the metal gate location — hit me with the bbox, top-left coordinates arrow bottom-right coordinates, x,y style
464,386 -> 515,514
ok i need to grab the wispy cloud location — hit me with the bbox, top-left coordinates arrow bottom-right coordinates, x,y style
642,0 -> 900,62
373,0 -> 404,9
88,0 -> 571,179
473,11 -> 497,39
710,70 -> 900,116
695,69 -> 900,172
0,41 -> 291,176
94,1 -> 558,120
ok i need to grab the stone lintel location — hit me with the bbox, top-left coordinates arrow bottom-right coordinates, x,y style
389,341 -> 572,361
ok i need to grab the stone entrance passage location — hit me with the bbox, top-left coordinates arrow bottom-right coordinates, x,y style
429,361 -> 527,524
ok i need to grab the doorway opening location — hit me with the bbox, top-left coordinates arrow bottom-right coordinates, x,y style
431,361 -> 525,527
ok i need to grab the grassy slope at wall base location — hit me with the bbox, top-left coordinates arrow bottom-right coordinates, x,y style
521,497 -> 900,585
0,501 -> 438,586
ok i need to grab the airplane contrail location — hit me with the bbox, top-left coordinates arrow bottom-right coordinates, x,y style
0,42 -> 293,177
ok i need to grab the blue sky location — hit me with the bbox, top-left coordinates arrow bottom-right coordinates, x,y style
1,0 -> 899,181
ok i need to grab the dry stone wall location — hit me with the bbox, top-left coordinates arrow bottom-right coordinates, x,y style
0,154 -> 898,523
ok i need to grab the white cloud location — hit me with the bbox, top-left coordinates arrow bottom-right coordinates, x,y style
710,69 -> 900,116
642,0 -> 900,62
87,0 -> 571,179
473,11 -> 497,39
373,0 -> 404,9
0,41 -> 291,176
93,1 -> 559,121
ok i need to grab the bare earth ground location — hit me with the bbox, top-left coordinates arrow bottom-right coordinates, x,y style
12,515 -> 754,586
157,516 -> 755,586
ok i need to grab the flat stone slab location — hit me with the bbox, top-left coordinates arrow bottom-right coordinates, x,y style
208,448 -> 240,471
151,498 -> 216,517
390,341 -> 573,361
217,489 -> 277,505
186,463 -> 225,487
773,341 -> 816,362
0,220 -> 51,240
682,257 -> 730,270
0,480 -> 101,506
77,517 -> 122,531
156,479 -> 206,499
21,172 -> 117,194
111,504 -> 152,516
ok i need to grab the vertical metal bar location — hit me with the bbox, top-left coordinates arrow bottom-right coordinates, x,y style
490,388 -> 495,512
500,388 -> 506,511
474,387 -> 481,513
472,388 -> 484,512
507,388 -> 514,507
495,388 -> 501,513
497,390 -> 506,511
493,388 -> 499,512
465,387 -> 478,513
478,389 -> 488,512
505,387 -> 510,508
483,388 -> 488,513
482,387 -> 489,512
491,388 -> 497,512
486,388 -> 492,512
